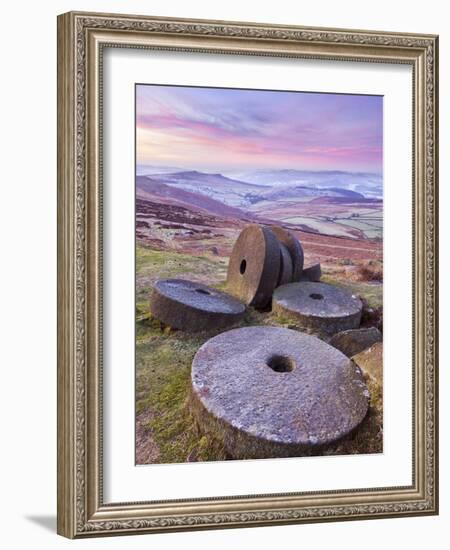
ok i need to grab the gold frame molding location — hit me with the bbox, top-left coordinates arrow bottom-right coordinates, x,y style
57,11 -> 439,538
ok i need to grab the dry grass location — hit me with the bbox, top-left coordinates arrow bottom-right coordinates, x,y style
356,264 -> 383,282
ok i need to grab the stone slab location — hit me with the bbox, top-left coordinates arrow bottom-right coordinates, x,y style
273,282 -> 362,335
329,327 -> 382,357
299,263 -> 322,282
149,278 -> 245,332
352,342 -> 383,384
191,326 -> 369,459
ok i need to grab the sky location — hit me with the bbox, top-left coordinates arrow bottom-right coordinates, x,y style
136,84 -> 383,174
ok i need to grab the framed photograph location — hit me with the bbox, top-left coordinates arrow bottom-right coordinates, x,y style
57,11 -> 439,538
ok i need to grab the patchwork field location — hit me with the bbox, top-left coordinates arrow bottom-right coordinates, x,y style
250,197 -> 383,241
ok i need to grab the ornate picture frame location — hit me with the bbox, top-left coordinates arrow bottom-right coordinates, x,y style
57,11 -> 438,538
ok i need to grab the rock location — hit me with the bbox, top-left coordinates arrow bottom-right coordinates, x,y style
226,225 -> 280,309
191,326 -> 369,459
299,263 -> 322,282
277,243 -> 294,286
352,342 -> 383,383
271,226 -> 304,281
329,327 -> 382,357
149,279 -> 245,332
210,246 -> 219,255
273,282 -> 362,335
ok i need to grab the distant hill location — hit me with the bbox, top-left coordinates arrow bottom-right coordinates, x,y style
309,196 -> 382,205
146,170 -> 267,207
138,169 -> 382,207
135,170 -> 383,241
260,185 -> 365,202
137,164 -> 185,175
154,170 -> 264,189
225,168 -> 382,199
136,176 -> 256,221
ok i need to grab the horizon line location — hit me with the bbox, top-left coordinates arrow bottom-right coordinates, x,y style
136,164 -> 383,177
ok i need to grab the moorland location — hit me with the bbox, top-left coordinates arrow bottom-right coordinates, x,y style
135,167 -> 383,464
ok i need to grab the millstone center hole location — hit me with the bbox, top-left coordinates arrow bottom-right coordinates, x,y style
309,293 -> 324,300
267,354 -> 295,373
240,259 -> 247,275
195,288 -> 211,295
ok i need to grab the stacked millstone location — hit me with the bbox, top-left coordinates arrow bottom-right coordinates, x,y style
225,224 -> 364,335
190,326 -> 370,459
226,224 -> 320,309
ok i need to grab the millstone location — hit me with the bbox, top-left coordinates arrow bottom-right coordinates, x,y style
271,226 -> 304,281
191,326 -> 369,459
227,225 -> 280,309
273,282 -> 362,335
149,279 -> 245,332
277,244 -> 294,286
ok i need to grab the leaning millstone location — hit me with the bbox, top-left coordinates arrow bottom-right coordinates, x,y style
149,279 -> 245,332
273,282 -> 362,335
329,327 -> 382,357
271,226 -> 304,281
277,244 -> 294,286
191,326 -> 369,459
300,263 -> 322,282
227,225 -> 280,309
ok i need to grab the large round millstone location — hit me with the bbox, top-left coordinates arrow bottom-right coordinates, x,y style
273,282 -> 363,335
271,226 -> 304,281
191,326 -> 369,459
149,279 -> 245,332
226,225 -> 280,309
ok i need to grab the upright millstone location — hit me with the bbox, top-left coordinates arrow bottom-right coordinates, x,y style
190,326 -> 370,459
271,226 -> 304,281
273,282 -> 363,335
149,279 -> 246,332
226,225 -> 280,309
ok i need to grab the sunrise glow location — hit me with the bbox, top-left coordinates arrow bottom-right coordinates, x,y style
136,84 -> 382,173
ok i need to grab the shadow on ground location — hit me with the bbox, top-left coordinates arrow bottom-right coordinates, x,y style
25,515 -> 56,533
